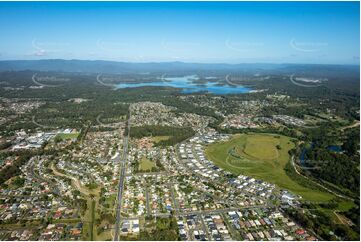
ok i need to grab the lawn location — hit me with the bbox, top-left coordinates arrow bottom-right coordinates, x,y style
139,157 -> 156,171
205,133 -> 334,202
151,136 -> 170,144
242,135 -> 279,160
82,199 -> 95,241
56,132 -> 79,140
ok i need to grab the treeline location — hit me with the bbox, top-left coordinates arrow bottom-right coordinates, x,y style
130,125 -> 195,146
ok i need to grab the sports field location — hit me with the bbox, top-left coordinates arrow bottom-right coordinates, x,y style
205,133 -> 334,202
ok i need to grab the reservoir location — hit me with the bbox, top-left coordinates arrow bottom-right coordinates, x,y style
116,75 -> 253,95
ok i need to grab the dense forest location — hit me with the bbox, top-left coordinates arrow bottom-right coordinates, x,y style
301,126 -> 360,194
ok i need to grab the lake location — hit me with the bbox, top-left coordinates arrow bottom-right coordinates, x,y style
116,75 -> 253,94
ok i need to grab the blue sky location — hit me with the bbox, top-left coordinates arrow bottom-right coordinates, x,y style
0,1 -> 359,64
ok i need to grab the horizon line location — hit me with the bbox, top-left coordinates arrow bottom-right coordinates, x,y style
0,58 -> 359,66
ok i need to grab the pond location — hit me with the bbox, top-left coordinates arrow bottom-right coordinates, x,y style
327,145 -> 343,153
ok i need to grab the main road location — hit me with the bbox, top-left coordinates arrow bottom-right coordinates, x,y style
113,111 -> 131,241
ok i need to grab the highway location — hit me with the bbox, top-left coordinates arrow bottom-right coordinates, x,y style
113,111 -> 131,241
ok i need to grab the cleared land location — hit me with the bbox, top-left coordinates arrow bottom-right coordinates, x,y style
242,135 -> 279,160
205,133 -> 334,202
139,157 -> 156,171
56,132 -> 79,140
151,136 -> 170,144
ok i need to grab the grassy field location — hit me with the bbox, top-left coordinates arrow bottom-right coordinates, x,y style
205,133 -> 334,202
151,136 -> 170,144
139,157 -> 156,171
56,132 -> 79,140
242,135 -> 279,160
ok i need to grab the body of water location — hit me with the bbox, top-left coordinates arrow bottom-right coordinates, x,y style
299,143 -> 314,166
328,145 -> 343,153
116,75 -> 253,94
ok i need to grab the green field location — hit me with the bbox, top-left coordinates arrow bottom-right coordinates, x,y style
139,157 -> 156,171
242,135 -> 279,160
205,133 -> 334,202
55,132 -> 79,140
151,136 -> 170,144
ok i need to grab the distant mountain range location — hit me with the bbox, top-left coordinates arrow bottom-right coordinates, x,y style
0,59 -> 358,74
